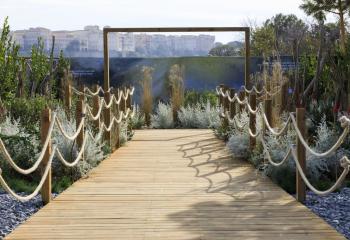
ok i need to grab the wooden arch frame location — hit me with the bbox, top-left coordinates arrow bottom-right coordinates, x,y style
103,27 -> 251,91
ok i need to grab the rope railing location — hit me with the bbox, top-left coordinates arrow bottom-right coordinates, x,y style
216,84 -> 350,200
72,86 -> 114,97
0,85 -> 135,203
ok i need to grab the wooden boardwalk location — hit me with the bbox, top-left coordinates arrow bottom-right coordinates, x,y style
6,129 -> 345,239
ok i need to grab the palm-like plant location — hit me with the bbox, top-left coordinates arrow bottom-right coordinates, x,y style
300,0 -> 350,53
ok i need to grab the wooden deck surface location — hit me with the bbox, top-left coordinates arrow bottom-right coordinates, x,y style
6,129 -> 345,239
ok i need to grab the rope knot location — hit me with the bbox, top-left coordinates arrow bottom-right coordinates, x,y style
340,156 -> 350,170
339,116 -> 350,128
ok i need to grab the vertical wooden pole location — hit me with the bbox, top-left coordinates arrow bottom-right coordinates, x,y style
222,85 -> 229,129
65,74 -> 72,120
229,88 -> 236,120
249,93 -> 256,149
115,102 -> 120,150
92,84 -> 101,129
219,84 -> 224,108
296,108 -> 306,203
280,83 -> 288,114
104,91 -> 111,148
120,88 -> 126,113
76,85 -> 85,153
263,98 -> 273,135
41,107 -> 52,205
245,28 -> 251,90
126,86 -> 132,110
239,91 -> 245,113
103,29 -> 110,92
103,29 -> 111,149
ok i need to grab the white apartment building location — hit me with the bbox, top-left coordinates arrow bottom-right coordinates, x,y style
10,26 -> 215,56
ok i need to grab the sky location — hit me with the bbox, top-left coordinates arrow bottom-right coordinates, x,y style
1,0 -> 311,43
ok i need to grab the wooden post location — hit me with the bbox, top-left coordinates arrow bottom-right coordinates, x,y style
239,91 -> 245,113
126,86 -> 132,110
103,29 -> 110,92
219,84 -> 224,108
296,108 -> 306,203
263,98 -> 273,135
65,74 -> 72,120
229,88 -> 236,120
280,83 -> 288,114
104,91 -> 112,148
222,85 -> 229,129
249,93 -> 256,149
245,28 -> 251,90
92,84 -> 101,129
120,88 -> 126,113
76,87 -> 85,152
115,103 -> 120,149
41,107 -> 52,205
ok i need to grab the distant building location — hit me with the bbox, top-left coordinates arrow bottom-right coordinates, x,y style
11,26 -> 215,57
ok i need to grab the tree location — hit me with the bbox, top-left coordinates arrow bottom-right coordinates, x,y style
251,24 -> 276,59
0,17 -> 20,102
265,14 -> 308,55
300,0 -> 350,53
208,44 -> 239,56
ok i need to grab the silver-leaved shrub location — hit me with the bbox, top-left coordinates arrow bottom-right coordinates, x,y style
151,102 -> 174,129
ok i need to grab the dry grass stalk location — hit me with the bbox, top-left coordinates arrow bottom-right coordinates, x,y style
141,66 -> 154,126
169,64 -> 185,122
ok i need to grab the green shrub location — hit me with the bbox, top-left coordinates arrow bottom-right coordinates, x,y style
5,97 -> 58,135
130,105 -> 145,129
0,116 -> 40,180
184,90 -> 217,107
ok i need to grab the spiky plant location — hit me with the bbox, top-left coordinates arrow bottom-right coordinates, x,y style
141,66 -> 153,126
169,64 -> 185,123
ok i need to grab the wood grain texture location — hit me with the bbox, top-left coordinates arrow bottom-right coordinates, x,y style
6,129 -> 345,240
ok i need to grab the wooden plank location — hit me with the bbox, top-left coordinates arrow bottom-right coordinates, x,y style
5,129 -> 345,240
103,27 -> 250,33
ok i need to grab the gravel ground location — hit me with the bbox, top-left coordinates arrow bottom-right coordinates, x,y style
305,188 -> 350,239
1,189 -> 349,239
0,191 -> 57,239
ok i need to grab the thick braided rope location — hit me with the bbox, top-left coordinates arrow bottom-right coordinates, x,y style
246,101 -> 258,115
262,113 -> 291,137
248,128 -> 259,138
113,92 -> 123,106
291,147 -> 350,196
0,146 -> 55,202
120,87 -> 135,100
243,86 -> 264,95
55,113 -> 85,141
86,99 -> 105,121
55,132 -> 88,167
71,87 -> 94,98
73,86 -> 113,97
0,112 -> 56,175
260,135 -> 292,167
100,108 -> 133,132
290,114 -> 350,157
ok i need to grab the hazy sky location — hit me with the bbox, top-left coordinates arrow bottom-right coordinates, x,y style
1,0 -> 311,43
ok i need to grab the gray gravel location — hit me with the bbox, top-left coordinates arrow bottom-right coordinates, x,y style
0,191 -> 57,239
305,187 -> 350,239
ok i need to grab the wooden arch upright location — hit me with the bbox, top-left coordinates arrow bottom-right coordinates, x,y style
103,27 -> 251,91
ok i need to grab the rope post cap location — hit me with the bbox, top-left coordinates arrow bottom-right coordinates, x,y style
339,116 -> 350,128
340,156 -> 350,170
